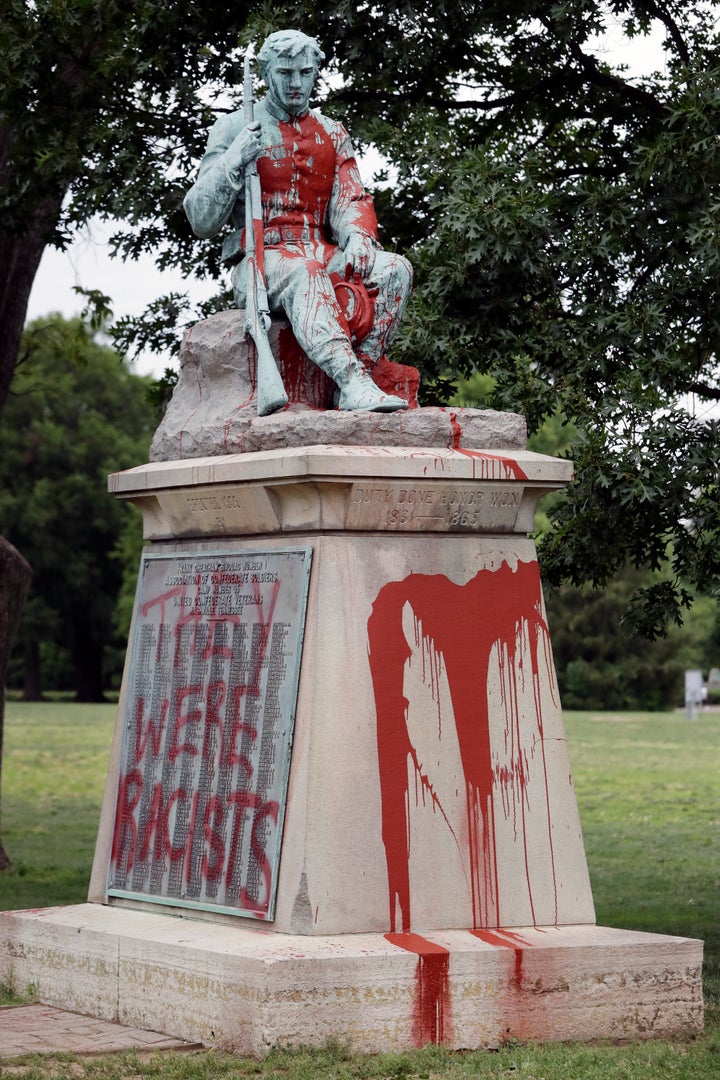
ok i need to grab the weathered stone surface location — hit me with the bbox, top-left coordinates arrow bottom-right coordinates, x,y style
1,443 -> 704,1052
149,311 -> 525,460
108,446 -> 572,542
0,906 -> 704,1054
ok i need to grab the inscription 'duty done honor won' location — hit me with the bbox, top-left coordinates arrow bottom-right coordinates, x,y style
108,547 -> 312,920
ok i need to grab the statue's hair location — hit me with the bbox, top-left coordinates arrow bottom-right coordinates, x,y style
258,30 -> 325,74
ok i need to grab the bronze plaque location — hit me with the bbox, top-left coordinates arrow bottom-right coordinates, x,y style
107,546 -> 312,920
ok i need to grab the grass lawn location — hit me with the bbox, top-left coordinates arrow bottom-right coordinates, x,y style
0,700 -> 115,911
0,701 -> 718,1079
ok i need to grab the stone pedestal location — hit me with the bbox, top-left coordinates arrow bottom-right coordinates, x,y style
0,442 -> 703,1051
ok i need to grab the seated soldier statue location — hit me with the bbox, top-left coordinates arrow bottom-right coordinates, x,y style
184,29 -> 412,413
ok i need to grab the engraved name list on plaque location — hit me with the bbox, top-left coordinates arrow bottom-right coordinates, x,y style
107,546 -> 312,921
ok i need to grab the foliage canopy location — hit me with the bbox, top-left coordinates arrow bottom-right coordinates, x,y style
293,0 -> 720,636
0,317 -> 154,700
2,1 -> 720,633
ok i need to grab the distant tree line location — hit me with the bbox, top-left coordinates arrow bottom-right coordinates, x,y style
0,316 -> 154,701
545,572 -> 719,711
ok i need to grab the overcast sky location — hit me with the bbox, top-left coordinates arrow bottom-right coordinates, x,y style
25,25 -> 667,379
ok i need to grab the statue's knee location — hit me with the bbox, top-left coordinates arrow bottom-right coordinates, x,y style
373,251 -> 413,295
398,254 -> 413,289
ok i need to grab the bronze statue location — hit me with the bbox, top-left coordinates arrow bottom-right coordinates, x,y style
184,30 -> 412,414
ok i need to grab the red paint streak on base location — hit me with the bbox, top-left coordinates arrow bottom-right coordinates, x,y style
386,932 -> 452,1046
470,928 -> 529,988
440,412 -> 528,478
448,411 -> 463,448
458,447 -> 529,480
470,927 -> 527,949
470,929 -> 537,1040
368,560 -> 557,934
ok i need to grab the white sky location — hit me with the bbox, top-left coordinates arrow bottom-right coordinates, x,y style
25,26 -> 668,379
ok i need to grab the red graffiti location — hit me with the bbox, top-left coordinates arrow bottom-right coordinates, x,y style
110,567 -> 284,915
368,559 -> 558,934
110,773 -> 278,913
386,932 -> 452,1046
140,572 -> 278,671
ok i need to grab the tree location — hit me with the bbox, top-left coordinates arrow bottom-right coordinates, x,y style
5,2 -> 719,643
274,1 -> 720,638
2,5 -> 720,646
544,568 -> 718,710
0,1 -> 280,413
0,539 -> 30,868
0,0 -> 279,862
0,317 -> 154,701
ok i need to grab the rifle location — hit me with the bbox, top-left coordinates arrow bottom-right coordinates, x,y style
243,46 -> 288,416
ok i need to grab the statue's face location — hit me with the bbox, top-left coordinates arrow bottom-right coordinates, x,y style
265,48 -> 316,116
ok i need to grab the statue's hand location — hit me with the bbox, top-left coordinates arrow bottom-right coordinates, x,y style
224,122 -> 262,176
343,234 -> 377,281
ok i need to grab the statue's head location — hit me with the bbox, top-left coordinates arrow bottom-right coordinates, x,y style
258,30 -> 325,117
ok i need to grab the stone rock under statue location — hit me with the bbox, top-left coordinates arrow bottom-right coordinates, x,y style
0,28 -> 703,1057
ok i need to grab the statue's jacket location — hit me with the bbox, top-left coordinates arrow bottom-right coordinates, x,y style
184,96 -> 379,265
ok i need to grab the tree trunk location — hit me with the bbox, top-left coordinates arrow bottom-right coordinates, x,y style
0,538 -> 32,869
0,189 -> 66,416
22,639 -> 43,702
73,633 -> 106,703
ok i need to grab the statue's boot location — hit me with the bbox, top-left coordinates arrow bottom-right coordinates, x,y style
321,350 -> 408,412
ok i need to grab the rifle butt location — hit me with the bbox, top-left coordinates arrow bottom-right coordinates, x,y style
251,330 -> 289,416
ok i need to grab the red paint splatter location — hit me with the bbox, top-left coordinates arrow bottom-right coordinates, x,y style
367,560 -> 557,934
469,928 -> 540,1040
449,411 -> 463,448
372,356 -> 420,408
470,927 -> 530,949
257,114 -> 377,247
470,928 -> 529,990
458,448 -> 529,480
277,325 -> 334,407
386,932 -> 452,1046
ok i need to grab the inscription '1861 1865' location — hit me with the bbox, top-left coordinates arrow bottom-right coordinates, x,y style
107,546 -> 312,921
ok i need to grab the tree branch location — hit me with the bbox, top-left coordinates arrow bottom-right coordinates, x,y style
635,0 -> 692,67
563,38 -> 668,118
333,57 -> 667,121
687,380 -> 720,401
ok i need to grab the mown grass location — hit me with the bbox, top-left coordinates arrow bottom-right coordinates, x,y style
563,709 -> 720,1028
0,701 -> 116,913
1,1036 -> 720,1080
0,702 -> 718,1078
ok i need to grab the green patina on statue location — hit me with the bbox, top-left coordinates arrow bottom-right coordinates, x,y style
184,29 -> 413,414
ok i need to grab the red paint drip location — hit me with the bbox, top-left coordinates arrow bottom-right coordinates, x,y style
457,448 -> 529,480
386,932 -> 452,1046
470,928 -> 528,988
469,928 -> 536,1039
277,325 -> 334,407
470,927 -> 520,949
449,411 -> 463,449
368,560 -> 557,933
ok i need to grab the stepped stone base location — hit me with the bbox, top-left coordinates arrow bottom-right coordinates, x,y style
0,905 -> 703,1054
